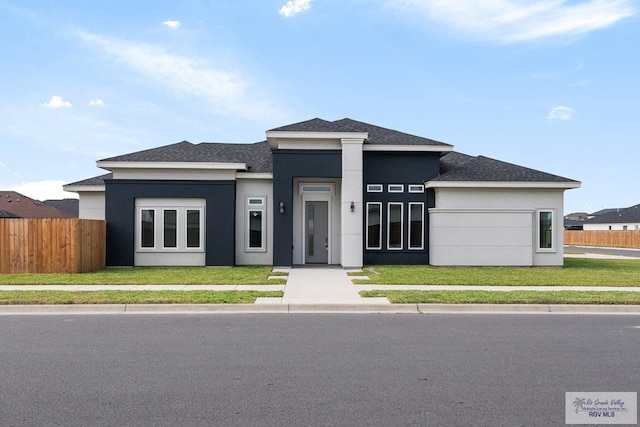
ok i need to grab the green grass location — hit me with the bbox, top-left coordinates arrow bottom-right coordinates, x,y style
0,266 -> 287,286
361,290 -> 640,305
354,258 -> 640,286
0,290 -> 283,305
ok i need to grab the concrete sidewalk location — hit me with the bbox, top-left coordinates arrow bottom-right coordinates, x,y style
355,284 -> 640,292
0,285 -> 285,291
256,267 -> 389,305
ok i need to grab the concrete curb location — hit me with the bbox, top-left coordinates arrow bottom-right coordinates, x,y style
1,303 -> 640,315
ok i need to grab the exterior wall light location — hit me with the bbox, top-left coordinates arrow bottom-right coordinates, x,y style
279,202 -> 285,214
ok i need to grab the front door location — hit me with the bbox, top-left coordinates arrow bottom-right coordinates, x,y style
305,201 -> 328,264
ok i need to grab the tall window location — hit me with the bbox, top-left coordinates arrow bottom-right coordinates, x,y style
186,210 -> 201,248
163,210 -> 177,248
141,209 -> 155,248
538,210 -> 554,251
246,197 -> 266,252
366,202 -> 382,250
409,203 -> 424,250
388,203 -> 403,250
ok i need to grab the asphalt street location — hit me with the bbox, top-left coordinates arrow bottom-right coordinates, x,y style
565,245 -> 640,258
1,314 -> 639,427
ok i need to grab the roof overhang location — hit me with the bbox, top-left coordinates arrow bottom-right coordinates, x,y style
425,181 -> 582,189
236,172 -> 273,180
363,145 -> 454,153
266,131 -> 368,149
62,184 -> 105,193
97,161 -> 247,171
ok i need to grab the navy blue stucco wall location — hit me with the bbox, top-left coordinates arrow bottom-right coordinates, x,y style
363,151 -> 440,265
272,150 -> 342,266
105,179 -> 235,266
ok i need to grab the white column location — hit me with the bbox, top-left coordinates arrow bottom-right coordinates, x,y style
340,138 -> 364,268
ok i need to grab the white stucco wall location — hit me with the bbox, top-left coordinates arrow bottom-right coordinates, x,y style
77,192 -> 105,220
235,179 -> 273,265
340,139 -> 364,268
430,187 -> 566,266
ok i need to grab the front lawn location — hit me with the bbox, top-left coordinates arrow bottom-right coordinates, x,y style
0,266 -> 287,286
0,290 -> 283,305
360,290 -> 640,305
355,258 -> 640,286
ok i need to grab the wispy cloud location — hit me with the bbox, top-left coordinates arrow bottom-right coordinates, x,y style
279,0 -> 312,17
89,99 -> 104,106
570,79 -> 592,87
548,105 -> 574,121
163,20 -> 181,29
76,30 -> 282,120
42,96 -> 72,109
386,0 -> 635,43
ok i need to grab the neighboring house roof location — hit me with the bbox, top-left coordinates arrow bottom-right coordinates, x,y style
44,199 -> 79,217
0,192 -> 74,218
584,204 -> 640,224
0,209 -> 20,218
99,141 -> 273,173
269,118 -> 452,147
589,208 -> 617,217
433,154 -> 578,184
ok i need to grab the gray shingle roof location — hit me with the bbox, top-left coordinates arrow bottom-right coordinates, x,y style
100,141 -> 272,173
434,154 -> 578,183
270,118 -> 452,147
66,173 -> 113,187
584,204 -> 640,224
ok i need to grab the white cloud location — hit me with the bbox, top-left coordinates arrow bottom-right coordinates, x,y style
279,0 -> 312,17
570,79 -> 592,87
12,180 -> 78,201
163,20 -> 181,29
76,30 -> 282,120
89,99 -> 104,106
547,105 -> 575,121
386,0 -> 635,43
42,96 -> 72,109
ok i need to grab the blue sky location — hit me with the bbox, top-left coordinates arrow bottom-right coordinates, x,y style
0,0 -> 638,214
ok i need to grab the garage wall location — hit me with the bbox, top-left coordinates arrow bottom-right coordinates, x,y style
431,187 -> 566,266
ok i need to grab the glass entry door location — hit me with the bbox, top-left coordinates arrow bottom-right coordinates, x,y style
305,201 -> 329,264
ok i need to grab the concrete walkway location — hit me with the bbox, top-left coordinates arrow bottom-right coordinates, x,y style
256,267 -> 389,305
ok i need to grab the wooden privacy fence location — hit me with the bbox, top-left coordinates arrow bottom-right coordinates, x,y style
564,230 -> 640,249
0,219 -> 106,273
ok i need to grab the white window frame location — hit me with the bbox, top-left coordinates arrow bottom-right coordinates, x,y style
388,184 -> 404,193
246,197 -> 266,252
136,199 -> 205,253
536,209 -> 555,252
387,202 -> 404,250
408,184 -> 424,193
408,202 -> 424,250
367,184 -> 383,193
366,202 -> 383,250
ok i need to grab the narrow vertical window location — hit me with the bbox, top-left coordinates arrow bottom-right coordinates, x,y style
366,202 -> 382,250
141,209 -> 155,248
388,203 -> 403,250
409,203 -> 424,250
163,210 -> 177,248
186,210 -> 200,248
538,210 -> 554,250
249,210 -> 263,249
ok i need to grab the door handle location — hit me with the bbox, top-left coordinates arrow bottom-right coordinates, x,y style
325,234 -> 328,251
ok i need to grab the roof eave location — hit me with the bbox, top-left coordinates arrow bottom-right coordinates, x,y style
425,181 -> 581,189
266,130 -> 368,149
63,184 -> 105,193
363,145 -> 454,152
97,161 -> 247,171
